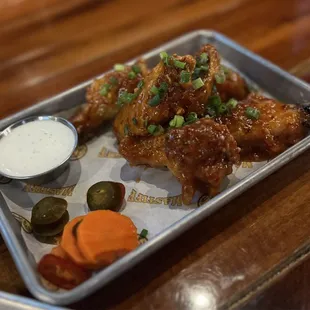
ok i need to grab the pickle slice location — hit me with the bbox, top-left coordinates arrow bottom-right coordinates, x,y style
87,182 -> 125,212
31,197 -> 68,225
33,211 -> 69,237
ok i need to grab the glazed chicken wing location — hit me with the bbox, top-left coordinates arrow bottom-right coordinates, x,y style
216,94 -> 309,161
216,67 -> 250,102
113,44 -> 221,141
119,119 -> 240,204
70,60 -> 148,141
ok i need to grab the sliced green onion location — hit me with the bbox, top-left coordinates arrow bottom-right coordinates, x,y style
169,115 -> 185,128
149,94 -> 161,107
186,112 -> 198,122
221,65 -> 230,75
109,76 -> 118,85
128,71 -> 136,79
200,65 -> 209,71
139,229 -> 148,239
212,84 -> 218,94
114,64 -> 125,72
245,107 -> 260,120
192,68 -> 202,80
208,95 -> 221,107
160,51 -> 169,65
124,124 -> 129,136
159,82 -> 168,93
192,78 -> 204,90
226,98 -> 238,110
132,65 -> 141,74
118,91 -> 136,105
205,106 -> 217,117
200,52 -> 208,64
180,70 -> 191,83
150,86 -> 159,95
99,84 -> 111,96
173,59 -> 186,69
215,72 -> 226,84
132,117 -> 138,125
147,124 -> 157,135
137,80 -> 144,89
218,104 -> 228,115
184,112 -> 198,125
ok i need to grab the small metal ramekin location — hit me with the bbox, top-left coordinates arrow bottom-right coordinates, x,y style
0,116 -> 78,184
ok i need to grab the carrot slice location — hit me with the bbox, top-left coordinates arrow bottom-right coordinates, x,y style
50,245 -> 68,260
77,210 -> 138,267
61,216 -> 95,269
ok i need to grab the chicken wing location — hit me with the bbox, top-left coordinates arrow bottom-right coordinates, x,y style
165,118 -> 240,204
215,94 -> 309,161
119,119 -> 240,204
113,44 -> 221,141
70,60 -> 148,141
216,67 -> 250,102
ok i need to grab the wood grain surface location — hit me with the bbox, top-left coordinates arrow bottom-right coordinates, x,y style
1,0 -> 310,309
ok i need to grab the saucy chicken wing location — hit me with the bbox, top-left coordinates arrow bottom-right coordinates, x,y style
70,60 -> 148,141
216,94 -> 309,161
216,67 -> 250,102
119,119 -> 240,204
113,44 -> 221,141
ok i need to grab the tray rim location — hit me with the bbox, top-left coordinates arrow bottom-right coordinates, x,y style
1,29 -> 310,306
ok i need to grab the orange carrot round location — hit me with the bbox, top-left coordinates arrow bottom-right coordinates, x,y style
61,216 -> 95,268
77,210 -> 138,267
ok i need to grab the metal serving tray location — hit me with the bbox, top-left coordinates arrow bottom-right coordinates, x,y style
0,291 -> 67,310
1,30 -> 310,306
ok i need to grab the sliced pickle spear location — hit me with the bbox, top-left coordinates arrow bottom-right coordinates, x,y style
31,197 -> 68,225
33,211 -> 69,237
87,181 -> 125,212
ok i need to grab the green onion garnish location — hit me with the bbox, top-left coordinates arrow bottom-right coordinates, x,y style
139,229 -> 148,239
149,94 -> 161,107
159,82 -> 168,94
245,107 -> 260,120
184,112 -> 198,125
218,104 -> 227,115
192,68 -> 202,80
147,124 -> 158,135
180,71 -> 191,83
192,78 -> 204,90
200,52 -> 208,64
99,84 -> 111,96
128,71 -> 136,79
109,76 -> 118,85
169,115 -> 185,128
215,72 -> 226,84
173,59 -> 186,69
160,51 -> 169,65
124,124 -> 129,135
132,117 -> 138,125
186,112 -> 198,121
117,91 -> 136,105
150,86 -> 159,95
226,98 -> 238,110
208,95 -> 221,107
114,64 -> 125,72
206,106 -> 217,117
132,65 -> 141,74
200,65 -> 209,71
221,65 -> 230,75
137,80 -> 144,89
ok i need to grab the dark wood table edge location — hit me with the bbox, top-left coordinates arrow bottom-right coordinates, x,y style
221,240 -> 310,309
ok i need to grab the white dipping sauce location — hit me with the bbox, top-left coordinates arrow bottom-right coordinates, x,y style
0,120 -> 76,177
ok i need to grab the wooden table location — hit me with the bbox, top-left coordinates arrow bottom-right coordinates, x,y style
1,0 -> 310,309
